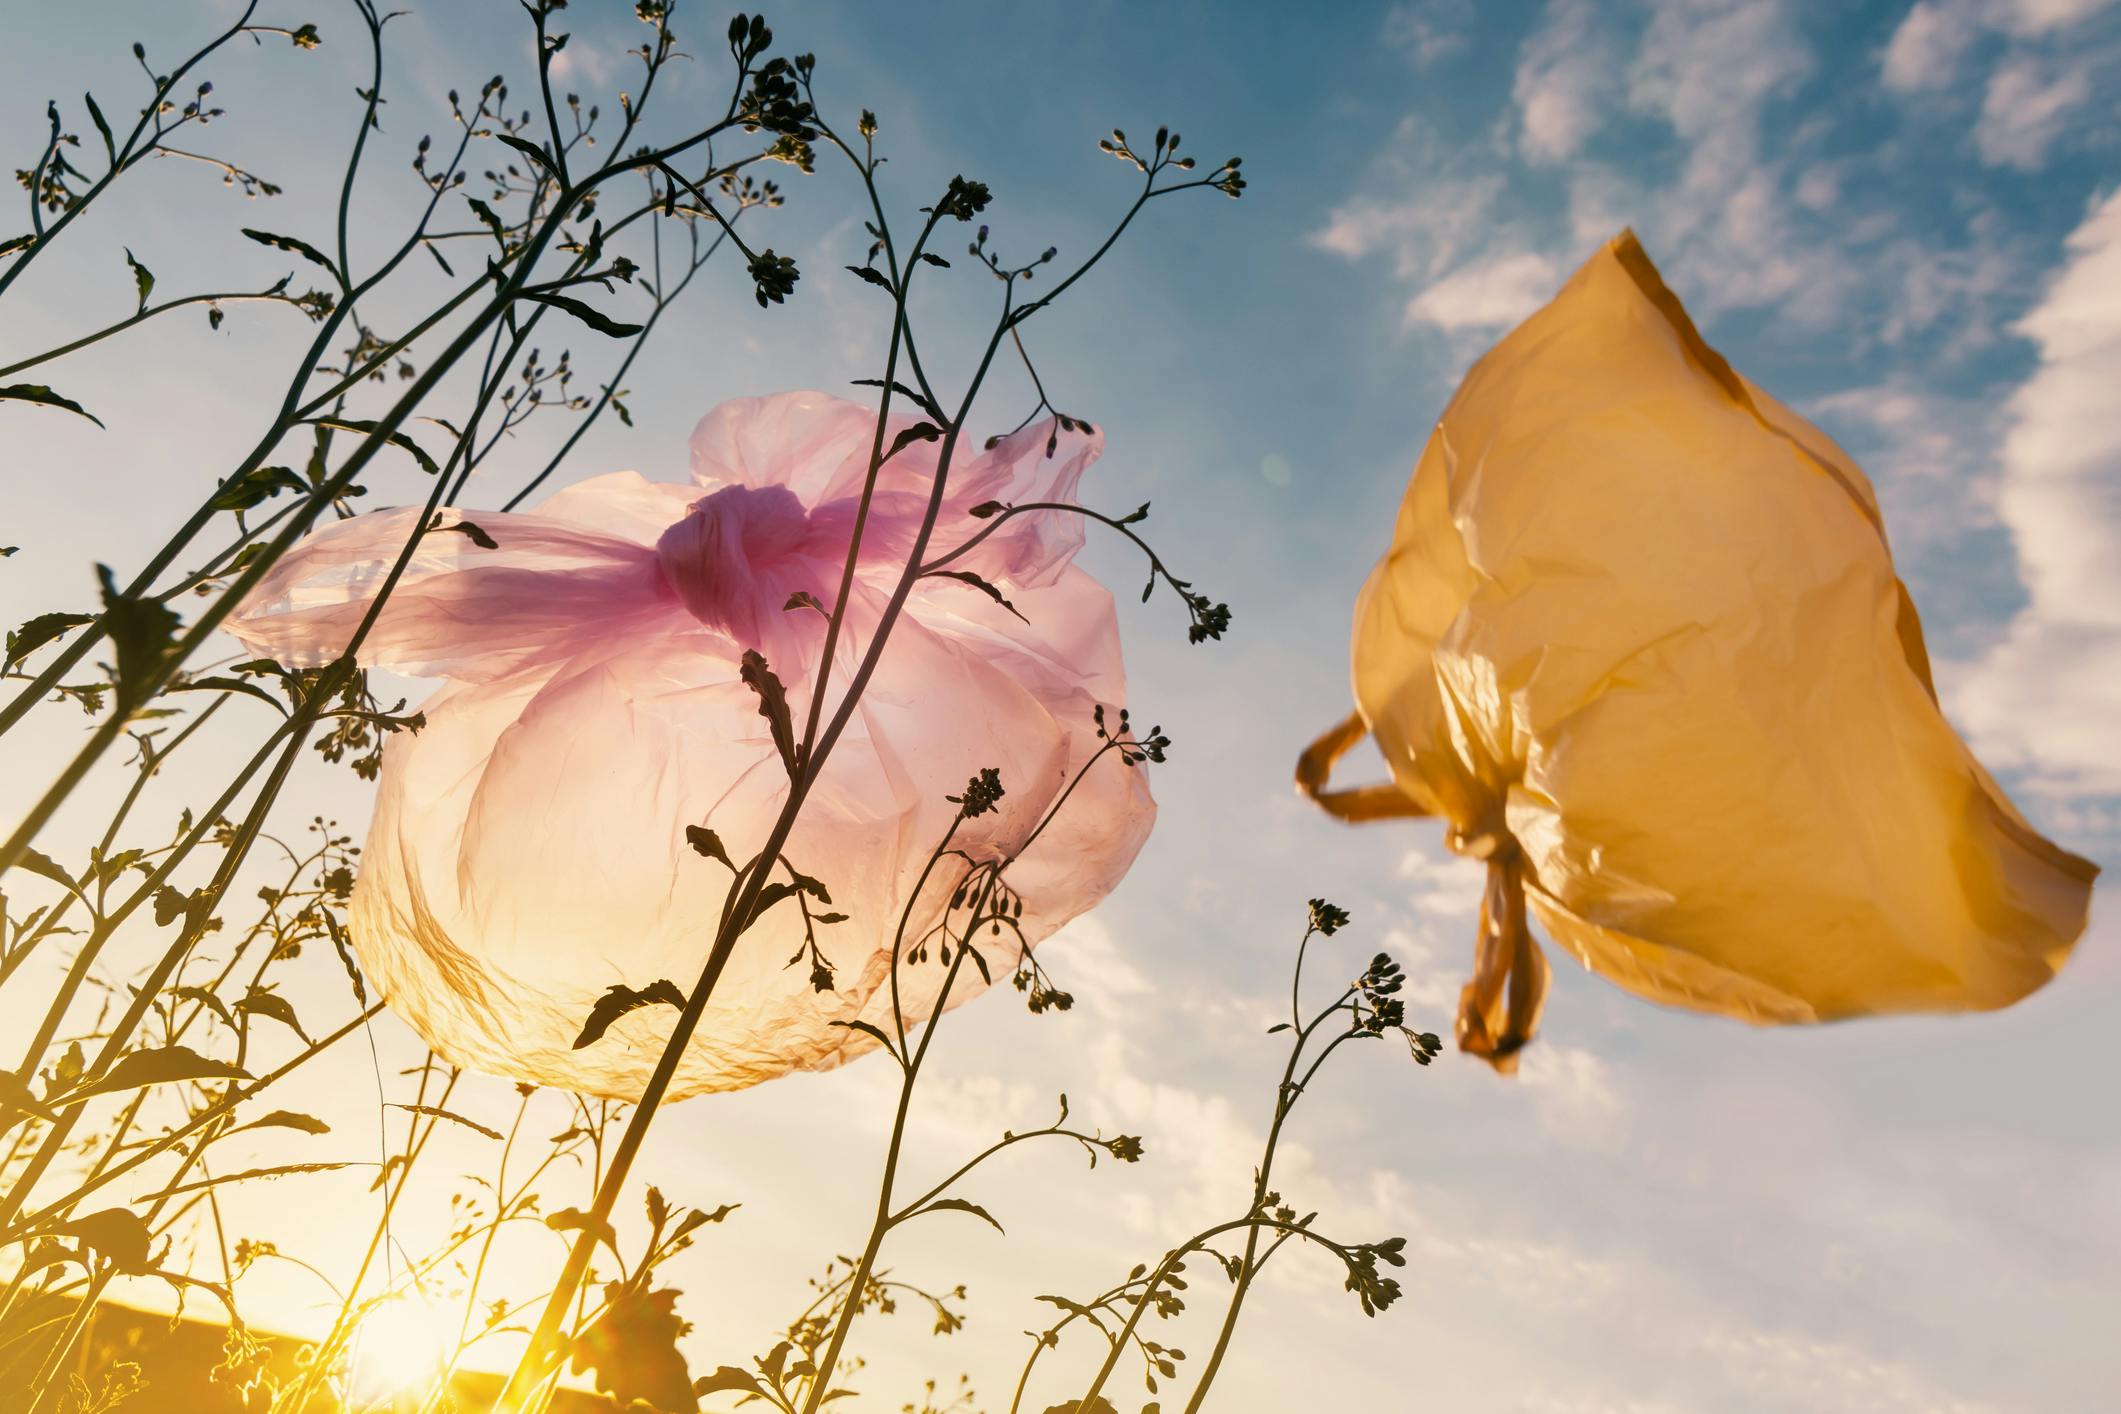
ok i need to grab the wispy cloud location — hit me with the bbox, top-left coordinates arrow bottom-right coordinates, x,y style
1951,187 -> 2121,794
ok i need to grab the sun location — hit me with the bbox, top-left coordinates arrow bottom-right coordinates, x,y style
346,1291 -> 457,1404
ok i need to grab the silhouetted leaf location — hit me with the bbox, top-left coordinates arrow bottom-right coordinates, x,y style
171,984 -> 232,1027
693,1367 -> 762,1398
0,1071 -> 57,1130
739,650 -> 799,780
465,196 -> 508,247
241,226 -> 334,272
123,248 -> 154,310
235,988 -> 310,1043
388,1103 -> 503,1140
5,611 -> 93,669
545,1207 -> 619,1254
496,132 -> 556,179
886,421 -> 943,461
232,1109 -> 330,1137
0,383 -> 104,427
321,910 -> 366,1006
917,1197 -> 1004,1233
309,417 -> 440,475
209,464 -> 307,511
524,290 -> 642,338
684,825 -> 734,870
848,377 -> 943,421
844,263 -> 893,291
1042,1399 -> 1118,1414
783,590 -> 827,616
573,979 -> 686,1049
429,514 -> 498,549
62,1045 -> 250,1103
10,846 -> 75,892
84,92 -> 115,163
925,569 -> 1027,622
133,1162 -> 352,1202
97,562 -> 181,711
55,1208 -> 152,1274
829,1019 -> 895,1055
167,676 -> 287,714
571,1282 -> 697,1413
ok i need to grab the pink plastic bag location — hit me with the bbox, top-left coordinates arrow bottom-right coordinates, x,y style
228,393 -> 1154,1097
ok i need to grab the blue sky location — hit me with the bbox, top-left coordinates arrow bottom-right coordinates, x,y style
3,1 -> 2119,1410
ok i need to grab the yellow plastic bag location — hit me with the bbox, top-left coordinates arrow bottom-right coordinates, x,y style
1299,231 -> 2097,1071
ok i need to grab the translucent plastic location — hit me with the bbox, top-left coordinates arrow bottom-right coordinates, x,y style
229,393 -> 1154,1097
1301,233 -> 2097,1069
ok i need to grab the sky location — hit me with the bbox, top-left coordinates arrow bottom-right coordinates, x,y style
2,1 -> 2119,1411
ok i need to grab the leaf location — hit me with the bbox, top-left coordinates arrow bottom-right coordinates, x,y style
11,846 -> 75,892
742,881 -> 796,931
55,1208 -> 153,1274
573,979 -> 686,1050
669,1202 -> 737,1244
783,590 -> 827,617
848,377 -> 944,421
496,132 -> 557,179
0,1070 -> 57,1130
241,226 -> 335,272
693,1367 -> 763,1398
123,248 -> 154,310
919,252 -> 951,267
544,1207 -> 619,1254
167,675 -> 288,714
785,867 -> 831,905
917,1196 -> 1004,1233
968,500 -> 1005,518
171,984 -> 233,1028
322,910 -> 366,1006
683,825 -> 733,870
209,463 -> 308,511
61,1045 -> 250,1103
885,421 -> 943,461
4,611 -> 93,669
84,92 -> 115,164
829,1018 -> 895,1053
0,383 -> 104,427
234,988 -> 311,1044
132,1162 -> 352,1202
739,650 -> 800,780
465,195 -> 508,247
0,234 -> 33,258
925,569 -> 1028,623
388,1103 -> 503,1140
430,516 -> 499,549
97,563 -> 181,711
570,1282 -> 697,1413
1041,1399 -> 1118,1414
523,290 -> 643,338
844,263 -> 893,291
232,1109 -> 330,1137
309,417 -> 440,475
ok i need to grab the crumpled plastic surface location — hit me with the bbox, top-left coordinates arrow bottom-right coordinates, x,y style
1300,231 -> 2096,1070
227,392 -> 1153,1098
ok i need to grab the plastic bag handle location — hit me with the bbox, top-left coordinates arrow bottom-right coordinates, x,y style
1294,711 -> 1430,823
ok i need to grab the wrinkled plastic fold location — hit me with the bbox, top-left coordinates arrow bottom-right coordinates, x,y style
229,392 -> 1154,1098
1302,232 -> 2096,1069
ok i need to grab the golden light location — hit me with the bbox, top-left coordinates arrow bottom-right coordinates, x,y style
346,1290 -> 457,1404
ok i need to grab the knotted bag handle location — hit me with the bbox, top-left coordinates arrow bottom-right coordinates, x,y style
1294,711 -> 1429,822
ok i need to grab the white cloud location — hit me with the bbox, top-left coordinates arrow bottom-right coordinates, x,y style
1514,0 -> 1615,163
1882,0 -> 1982,91
1975,53 -> 2094,167
1951,187 -> 2121,792
1383,0 -> 1472,68
1405,251 -> 1560,331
